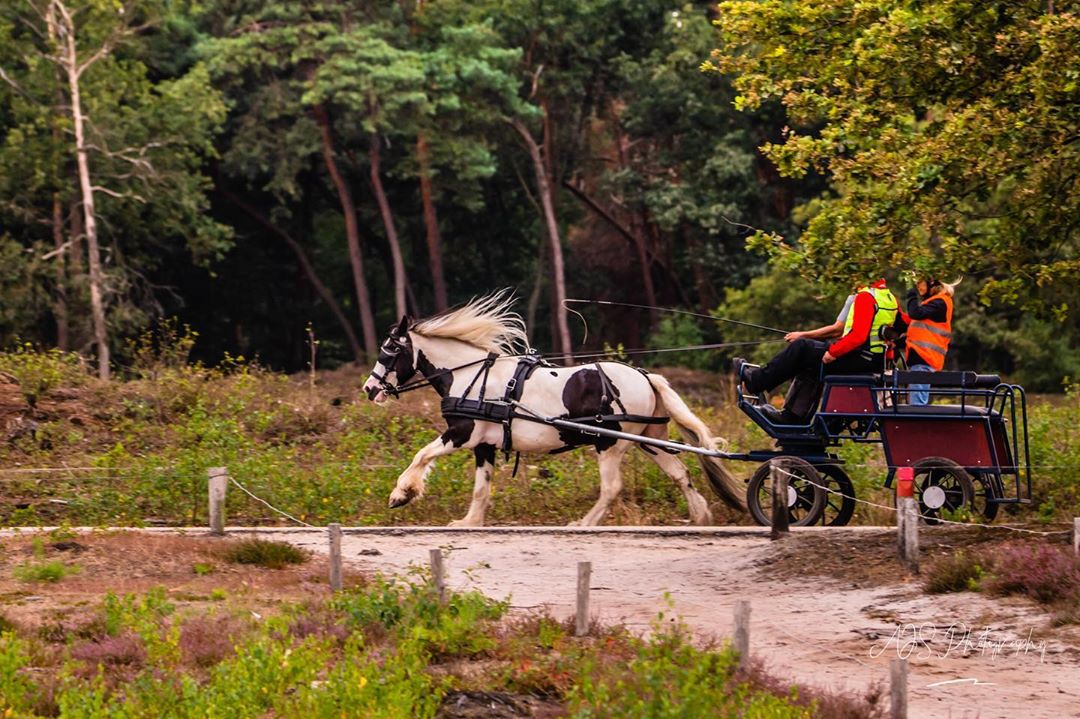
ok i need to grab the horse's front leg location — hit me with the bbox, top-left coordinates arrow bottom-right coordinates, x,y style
447,443 -> 496,527
388,431 -> 467,509
573,440 -> 632,526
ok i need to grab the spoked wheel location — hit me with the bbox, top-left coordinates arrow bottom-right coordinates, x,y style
909,457 -> 973,524
968,471 -> 1001,521
746,457 -> 826,527
813,464 -> 857,526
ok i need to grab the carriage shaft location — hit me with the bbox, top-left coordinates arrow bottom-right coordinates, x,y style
540,416 -> 733,458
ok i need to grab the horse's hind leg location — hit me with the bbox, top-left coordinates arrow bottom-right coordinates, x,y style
448,444 -> 496,527
573,440 -> 632,527
641,445 -> 713,526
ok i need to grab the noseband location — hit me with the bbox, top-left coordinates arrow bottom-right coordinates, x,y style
369,336 -> 414,398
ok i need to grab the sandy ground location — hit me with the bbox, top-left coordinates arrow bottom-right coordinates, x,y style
215,525 -> 1080,719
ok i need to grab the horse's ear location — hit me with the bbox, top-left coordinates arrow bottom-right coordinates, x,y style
395,315 -> 410,336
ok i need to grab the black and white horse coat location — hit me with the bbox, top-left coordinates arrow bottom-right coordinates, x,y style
361,302 -> 744,527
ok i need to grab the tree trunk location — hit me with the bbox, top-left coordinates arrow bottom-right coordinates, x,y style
223,189 -> 364,365
57,3 -> 109,379
52,192 -> 69,350
561,180 -> 659,324
312,104 -> 377,358
511,118 -> 572,363
46,14 -> 69,351
416,134 -> 447,313
368,134 -> 408,320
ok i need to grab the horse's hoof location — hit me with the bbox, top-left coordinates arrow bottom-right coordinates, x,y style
448,518 -> 481,528
388,488 -> 414,509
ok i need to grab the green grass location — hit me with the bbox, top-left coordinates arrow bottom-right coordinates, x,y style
0,347 -> 1075,528
221,538 -> 308,569
924,550 -> 985,594
13,559 -> 79,583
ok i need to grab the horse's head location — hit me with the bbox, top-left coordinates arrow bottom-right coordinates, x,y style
362,316 -> 416,404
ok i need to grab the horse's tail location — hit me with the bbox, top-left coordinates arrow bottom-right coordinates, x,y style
646,373 -> 745,511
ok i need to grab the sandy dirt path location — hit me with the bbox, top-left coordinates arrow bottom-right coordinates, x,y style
223,525 -> 1080,719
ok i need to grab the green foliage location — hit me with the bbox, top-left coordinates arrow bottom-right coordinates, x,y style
714,268 -> 837,364
644,315 -> 711,370
222,539 -> 309,569
925,551 -> 985,594
0,631 -> 37,714
13,538 -> 80,583
125,319 -> 200,380
1026,385 -> 1080,519
0,344 -> 87,407
13,559 -> 77,583
568,623 -> 812,718
0,0 -> 232,351
334,573 -> 508,657
709,1 -> 1080,313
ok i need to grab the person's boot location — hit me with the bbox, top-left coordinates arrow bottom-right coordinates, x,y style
733,357 -> 762,395
759,405 -> 804,425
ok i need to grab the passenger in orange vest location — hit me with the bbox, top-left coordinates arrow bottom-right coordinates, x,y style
904,277 -> 956,405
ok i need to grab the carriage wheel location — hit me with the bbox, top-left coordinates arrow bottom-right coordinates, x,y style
813,464 -> 857,526
909,457 -> 973,524
967,471 -> 1001,521
746,457 -> 826,527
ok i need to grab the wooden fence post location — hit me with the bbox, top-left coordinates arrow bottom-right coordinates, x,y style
890,658 -> 908,719
576,561 -> 592,637
1073,518 -> 1079,557
896,467 -> 919,573
429,548 -> 446,603
208,467 -> 227,536
328,523 -> 342,591
733,599 -> 751,671
770,460 -> 789,540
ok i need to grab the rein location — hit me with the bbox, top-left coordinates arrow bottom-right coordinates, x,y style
564,298 -> 790,335
374,339 -> 785,397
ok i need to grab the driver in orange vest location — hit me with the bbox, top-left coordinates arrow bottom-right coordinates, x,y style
904,277 -> 956,405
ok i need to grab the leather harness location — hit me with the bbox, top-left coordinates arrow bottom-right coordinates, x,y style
440,352 -> 668,462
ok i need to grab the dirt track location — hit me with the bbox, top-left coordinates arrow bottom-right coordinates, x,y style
224,525 -> 1080,719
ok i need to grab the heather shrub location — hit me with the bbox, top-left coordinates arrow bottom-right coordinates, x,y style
179,614 -> 252,668
70,631 -> 147,680
925,550 -> 986,594
982,542 -> 1080,604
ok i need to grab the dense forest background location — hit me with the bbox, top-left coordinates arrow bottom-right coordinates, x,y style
1,0 -> 1077,389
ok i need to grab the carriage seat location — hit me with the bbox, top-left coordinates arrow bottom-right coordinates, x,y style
890,404 -> 999,417
893,370 -> 1001,388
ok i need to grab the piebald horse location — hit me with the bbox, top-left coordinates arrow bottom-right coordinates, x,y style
361,293 -> 744,526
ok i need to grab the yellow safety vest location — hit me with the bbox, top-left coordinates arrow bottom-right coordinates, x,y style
842,286 -> 899,354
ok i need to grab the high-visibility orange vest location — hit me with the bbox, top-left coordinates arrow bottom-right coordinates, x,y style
907,292 -> 953,370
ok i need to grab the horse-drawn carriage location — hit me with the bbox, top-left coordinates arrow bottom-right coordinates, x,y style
731,363 -> 1033,526
362,294 -> 1032,528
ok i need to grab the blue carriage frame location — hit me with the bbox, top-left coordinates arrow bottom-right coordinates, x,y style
733,364 -> 1034,521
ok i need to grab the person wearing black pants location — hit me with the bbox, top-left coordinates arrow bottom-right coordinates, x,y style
735,279 -> 899,423
740,340 -> 879,423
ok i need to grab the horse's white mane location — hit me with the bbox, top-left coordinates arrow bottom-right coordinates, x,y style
411,290 -> 530,354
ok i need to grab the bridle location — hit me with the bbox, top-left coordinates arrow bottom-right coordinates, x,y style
368,333 -> 508,399
368,334 -> 416,399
